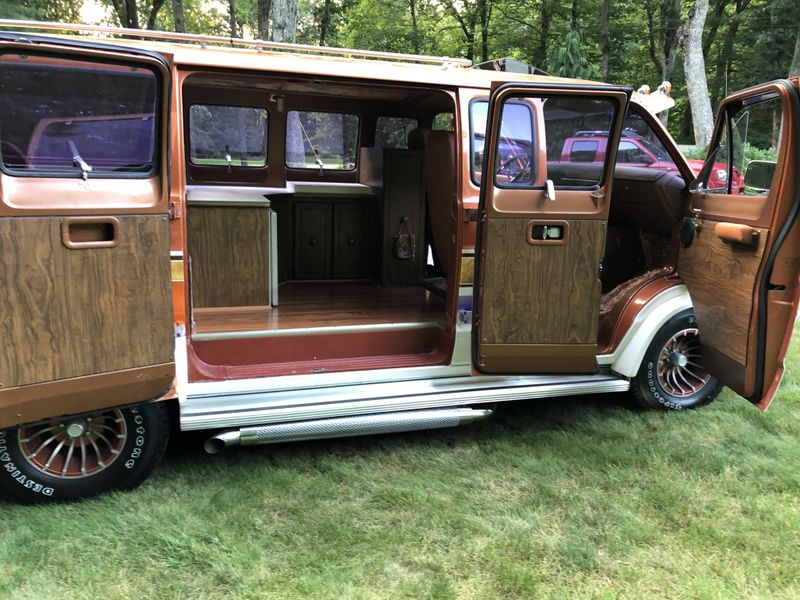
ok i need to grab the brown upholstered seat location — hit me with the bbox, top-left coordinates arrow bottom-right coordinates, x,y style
424,131 -> 456,272
407,127 -> 430,150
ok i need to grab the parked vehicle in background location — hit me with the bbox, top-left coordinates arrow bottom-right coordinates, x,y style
0,20 -> 798,503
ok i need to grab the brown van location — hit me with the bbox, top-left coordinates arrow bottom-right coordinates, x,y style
0,20 -> 798,502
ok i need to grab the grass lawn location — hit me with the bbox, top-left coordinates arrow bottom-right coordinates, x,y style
2,333 -> 800,599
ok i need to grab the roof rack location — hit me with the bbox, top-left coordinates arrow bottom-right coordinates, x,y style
0,19 -> 473,68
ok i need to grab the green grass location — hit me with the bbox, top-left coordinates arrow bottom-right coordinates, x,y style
2,333 -> 800,599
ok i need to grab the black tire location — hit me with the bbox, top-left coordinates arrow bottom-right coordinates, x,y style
630,309 -> 723,410
0,401 -> 170,503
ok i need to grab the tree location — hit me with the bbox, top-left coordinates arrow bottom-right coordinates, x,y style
599,0 -> 611,80
682,0 -> 714,147
227,0 -> 238,37
258,0 -> 271,40
172,0 -> 185,32
550,30 -> 598,79
103,0 -> 166,30
791,21 -> 800,77
645,0 -> 682,82
271,0 -> 298,42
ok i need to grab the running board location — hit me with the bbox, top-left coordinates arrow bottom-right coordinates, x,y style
204,407 -> 495,453
181,373 -> 629,431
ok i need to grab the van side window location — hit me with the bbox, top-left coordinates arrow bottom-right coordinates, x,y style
375,116 -> 418,149
0,53 -> 159,177
432,112 -> 454,131
189,104 -> 267,167
618,111 -> 677,169
285,111 -> 359,171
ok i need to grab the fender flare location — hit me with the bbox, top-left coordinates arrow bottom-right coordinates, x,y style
598,284 -> 693,378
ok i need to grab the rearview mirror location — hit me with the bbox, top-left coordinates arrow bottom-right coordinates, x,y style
743,160 -> 777,195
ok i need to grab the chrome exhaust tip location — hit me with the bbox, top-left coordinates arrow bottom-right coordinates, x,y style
204,430 -> 241,454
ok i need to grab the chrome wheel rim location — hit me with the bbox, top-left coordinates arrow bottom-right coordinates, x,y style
657,327 -> 711,398
17,409 -> 127,479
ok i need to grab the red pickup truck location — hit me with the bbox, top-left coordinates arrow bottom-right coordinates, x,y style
561,130 -> 744,193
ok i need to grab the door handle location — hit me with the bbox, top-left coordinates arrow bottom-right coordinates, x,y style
61,217 -> 121,249
715,222 -> 759,246
526,220 -> 568,245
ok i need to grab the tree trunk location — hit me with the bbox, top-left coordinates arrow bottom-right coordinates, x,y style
600,0 -> 610,81
479,0 -> 490,62
408,0 -> 420,54
258,0 -> 271,40
537,0 -> 550,72
124,0 -> 139,28
228,0 -> 238,37
318,0 -> 331,46
791,25 -> 800,77
571,0 -> 578,30
271,0 -> 298,43
146,0 -> 165,30
683,0 -> 714,148
172,0 -> 185,32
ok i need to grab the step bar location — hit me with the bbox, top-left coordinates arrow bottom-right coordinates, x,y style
204,407 -> 495,453
182,373 -> 630,431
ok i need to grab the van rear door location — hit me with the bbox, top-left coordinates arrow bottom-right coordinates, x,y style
473,83 -> 630,373
677,79 -> 800,410
0,35 -> 174,428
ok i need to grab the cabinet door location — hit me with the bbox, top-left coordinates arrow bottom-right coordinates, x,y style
333,202 -> 369,279
295,202 -> 331,279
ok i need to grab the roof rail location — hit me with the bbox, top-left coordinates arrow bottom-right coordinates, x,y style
0,19 -> 472,67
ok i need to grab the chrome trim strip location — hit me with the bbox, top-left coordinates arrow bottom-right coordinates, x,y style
269,209 -> 279,306
191,320 -> 443,341
181,374 -> 628,430
187,199 -> 272,208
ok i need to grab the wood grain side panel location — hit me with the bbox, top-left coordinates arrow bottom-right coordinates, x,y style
677,221 -> 767,366
0,215 -> 173,388
187,206 -> 270,307
481,218 -> 605,345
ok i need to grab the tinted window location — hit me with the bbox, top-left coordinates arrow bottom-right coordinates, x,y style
619,111 -> 676,168
189,105 -> 267,167
617,140 -> 649,163
285,111 -> 359,170
375,116 -> 418,149
0,53 -> 158,176
570,140 -> 599,162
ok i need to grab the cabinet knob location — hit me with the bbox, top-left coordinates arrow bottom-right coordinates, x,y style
347,238 -> 356,247
308,237 -> 318,246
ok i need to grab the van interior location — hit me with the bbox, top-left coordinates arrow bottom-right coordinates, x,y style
182,72 -> 688,377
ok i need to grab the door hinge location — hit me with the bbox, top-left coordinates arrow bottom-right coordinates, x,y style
463,208 -> 479,222
169,200 -> 182,220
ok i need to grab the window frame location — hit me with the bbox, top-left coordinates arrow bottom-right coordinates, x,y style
284,109 -> 361,172
187,102 -> 269,169
0,50 -> 163,180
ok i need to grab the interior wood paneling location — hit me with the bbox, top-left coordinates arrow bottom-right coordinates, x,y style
677,221 -> 767,366
294,202 -> 332,279
480,218 -> 605,346
0,215 -> 173,388
382,150 -> 426,285
193,282 -> 444,333
333,202 -> 369,278
187,205 -> 271,307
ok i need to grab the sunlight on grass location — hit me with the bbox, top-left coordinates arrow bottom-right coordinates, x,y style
2,332 -> 800,598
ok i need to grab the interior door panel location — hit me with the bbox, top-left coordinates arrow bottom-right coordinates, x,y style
474,83 -> 630,374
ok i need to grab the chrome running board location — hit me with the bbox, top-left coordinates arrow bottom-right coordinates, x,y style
204,407 -> 495,453
182,373 -> 629,431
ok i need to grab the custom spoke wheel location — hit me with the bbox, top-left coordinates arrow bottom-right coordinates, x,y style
0,402 -> 170,503
655,328 -> 711,398
17,409 -> 127,479
631,310 -> 722,411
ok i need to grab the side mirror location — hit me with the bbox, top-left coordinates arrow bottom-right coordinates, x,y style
640,154 -> 655,166
743,160 -> 777,194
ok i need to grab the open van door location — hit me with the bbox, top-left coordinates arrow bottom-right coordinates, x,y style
677,79 -> 800,410
0,35 -> 174,428
473,83 -> 630,373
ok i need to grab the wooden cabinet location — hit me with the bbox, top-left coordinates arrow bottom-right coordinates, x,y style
294,199 -> 372,280
381,150 -> 426,285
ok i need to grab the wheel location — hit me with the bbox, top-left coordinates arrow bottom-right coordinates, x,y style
630,309 -> 723,410
0,401 -> 170,503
